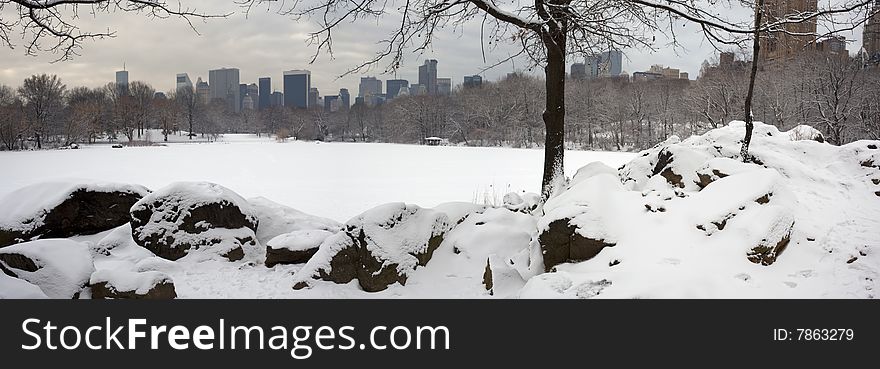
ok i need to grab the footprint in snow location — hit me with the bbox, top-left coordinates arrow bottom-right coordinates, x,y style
783,281 -> 797,288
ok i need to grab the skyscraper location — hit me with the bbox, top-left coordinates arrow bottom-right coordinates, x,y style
115,70 -> 129,95
239,84 -> 248,109
271,91 -> 284,107
759,0 -> 818,63
208,68 -> 241,113
324,95 -> 339,112
308,87 -> 320,109
864,0 -> 880,60
386,79 -> 409,100
570,63 -> 586,79
258,78 -> 271,110
584,50 -> 623,78
463,75 -> 483,88
358,77 -> 382,98
437,78 -> 452,96
283,70 -> 310,109
339,88 -> 350,110
176,73 -> 193,92
196,77 -> 210,104
247,83 -> 259,101
418,59 -> 438,95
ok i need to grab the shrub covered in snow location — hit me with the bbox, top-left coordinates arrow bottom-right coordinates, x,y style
130,182 -> 260,261
0,239 -> 94,298
0,181 -> 149,247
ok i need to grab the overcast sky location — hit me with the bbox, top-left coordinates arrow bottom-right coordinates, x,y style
0,1 -> 869,94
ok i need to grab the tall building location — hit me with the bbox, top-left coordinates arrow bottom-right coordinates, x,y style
358,77 -> 382,98
437,78 -> 452,96
196,77 -> 210,104
239,84 -> 248,109
115,70 -> 129,95
308,87 -> 320,109
283,70 -> 310,109
242,95 -> 255,110
583,50 -> 623,78
339,88 -> 350,110
208,68 -> 241,113
865,0 -> 880,61
247,83 -> 259,101
759,0 -> 818,63
324,95 -> 339,112
418,59 -> 438,95
570,63 -> 587,80
176,73 -> 193,92
463,75 -> 483,88
258,78 -> 271,110
386,79 -> 409,100
271,91 -> 284,107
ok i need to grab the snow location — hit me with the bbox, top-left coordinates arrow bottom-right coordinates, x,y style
0,239 -> 94,298
0,181 -> 149,232
1,123 -> 876,299
0,273 -> 49,299
267,230 -> 335,252
90,269 -> 172,295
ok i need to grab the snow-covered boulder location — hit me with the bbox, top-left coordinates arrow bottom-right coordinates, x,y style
129,182 -> 260,261
265,229 -> 334,267
0,181 -> 149,247
537,173 -> 625,272
248,197 -> 342,245
90,269 -> 176,299
433,202 -> 488,224
293,203 -> 453,292
0,239 -> 94,298
786,125 -> 825,142
483,254 -> 525,297
502,192 -> 540,213
0,273 -> 49,299
694,157 -> 755,189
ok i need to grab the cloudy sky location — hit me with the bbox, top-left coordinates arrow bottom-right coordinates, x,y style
0,1 -> 869,94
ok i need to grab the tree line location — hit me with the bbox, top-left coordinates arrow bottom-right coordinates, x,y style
1,53 -> 878,152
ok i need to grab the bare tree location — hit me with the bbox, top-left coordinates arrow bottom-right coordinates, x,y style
1,0 -> 225,61
18,74 -> 65,149
0,84 -> 26,150
175,86 -> 202,139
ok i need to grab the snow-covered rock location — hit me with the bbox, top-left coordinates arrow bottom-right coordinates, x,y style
248,197 -> 342,245
433,202 -> 488,224
0,273 -> 49,299
130,182 -> 260,261
0,239 -> 94,298
293,203 -> 453,292
265,229 -> 335,267
90,269 -> 176,299
0,181 -> 149,247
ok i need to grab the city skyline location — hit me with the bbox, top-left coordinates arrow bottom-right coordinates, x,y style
0,1 -> 872,93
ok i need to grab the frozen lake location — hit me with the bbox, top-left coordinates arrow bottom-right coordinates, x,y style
0,134 -> 636,222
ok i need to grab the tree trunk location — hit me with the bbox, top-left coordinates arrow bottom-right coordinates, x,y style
741,0 -> 764,161
540,29 -> 567,201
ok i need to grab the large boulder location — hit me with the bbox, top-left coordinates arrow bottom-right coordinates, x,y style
265,229 -> 335,267
129,182 -> 260,261
293,203 -> 453,292
0,182 -> 149,247
90,269 -> 177,299
0,239 -> 94,298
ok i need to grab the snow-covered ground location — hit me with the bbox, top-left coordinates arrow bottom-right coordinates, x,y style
0,134 -> 634,221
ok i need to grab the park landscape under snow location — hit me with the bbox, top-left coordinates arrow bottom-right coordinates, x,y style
1,122 -> 879,299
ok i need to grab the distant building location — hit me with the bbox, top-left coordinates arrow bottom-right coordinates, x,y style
866,0 -> 880,62
283,70 -> 310,109
242,95 -> 255,110
176,73 -> 193,92
418,59 -> 438,95
397,86 -> 411,97
209,68 -> 241,113
679,72 -> 689,80
247,83 -> 259,105
239,84 -> 248,109
463,75 -> 483,88
816,35 -> 848,59
308,87 -> 320,109
410,84 -> 428,95
258,78 -> 271,110
271,91 -> 284,107
386,79 -> 409,100
437,78 -> 452,96
359,76 -> 382,97
339,88 -> 350,110
115,70 -> 129,95
570,63 -> 587,80
719,52 -> 736,68
760,0 -> 818,63
632,72 -> 663,82
584,50 -> 623,78
324,95 -> 339,112
196,77 -> 210,104
153,92 -> 167,100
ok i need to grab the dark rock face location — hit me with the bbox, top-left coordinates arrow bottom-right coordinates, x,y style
747,231 -> 792,266
130,189 -> 259,261
539,218 -> 615,272
265,247 -> 319,268
0,189 -> 146,248
300,204 -> 451,292
91,281 -> 177,299
0,253 -> 39,276
483,258 -> 494,295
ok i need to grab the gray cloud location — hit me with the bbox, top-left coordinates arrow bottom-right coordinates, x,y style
0,1 -> 869,93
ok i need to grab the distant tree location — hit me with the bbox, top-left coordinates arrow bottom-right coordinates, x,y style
66,86 -> 106,145
128,81 -> 155,139
18,74 -> 66,149
175,86 -> 202,139
0,84 -> 26,150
